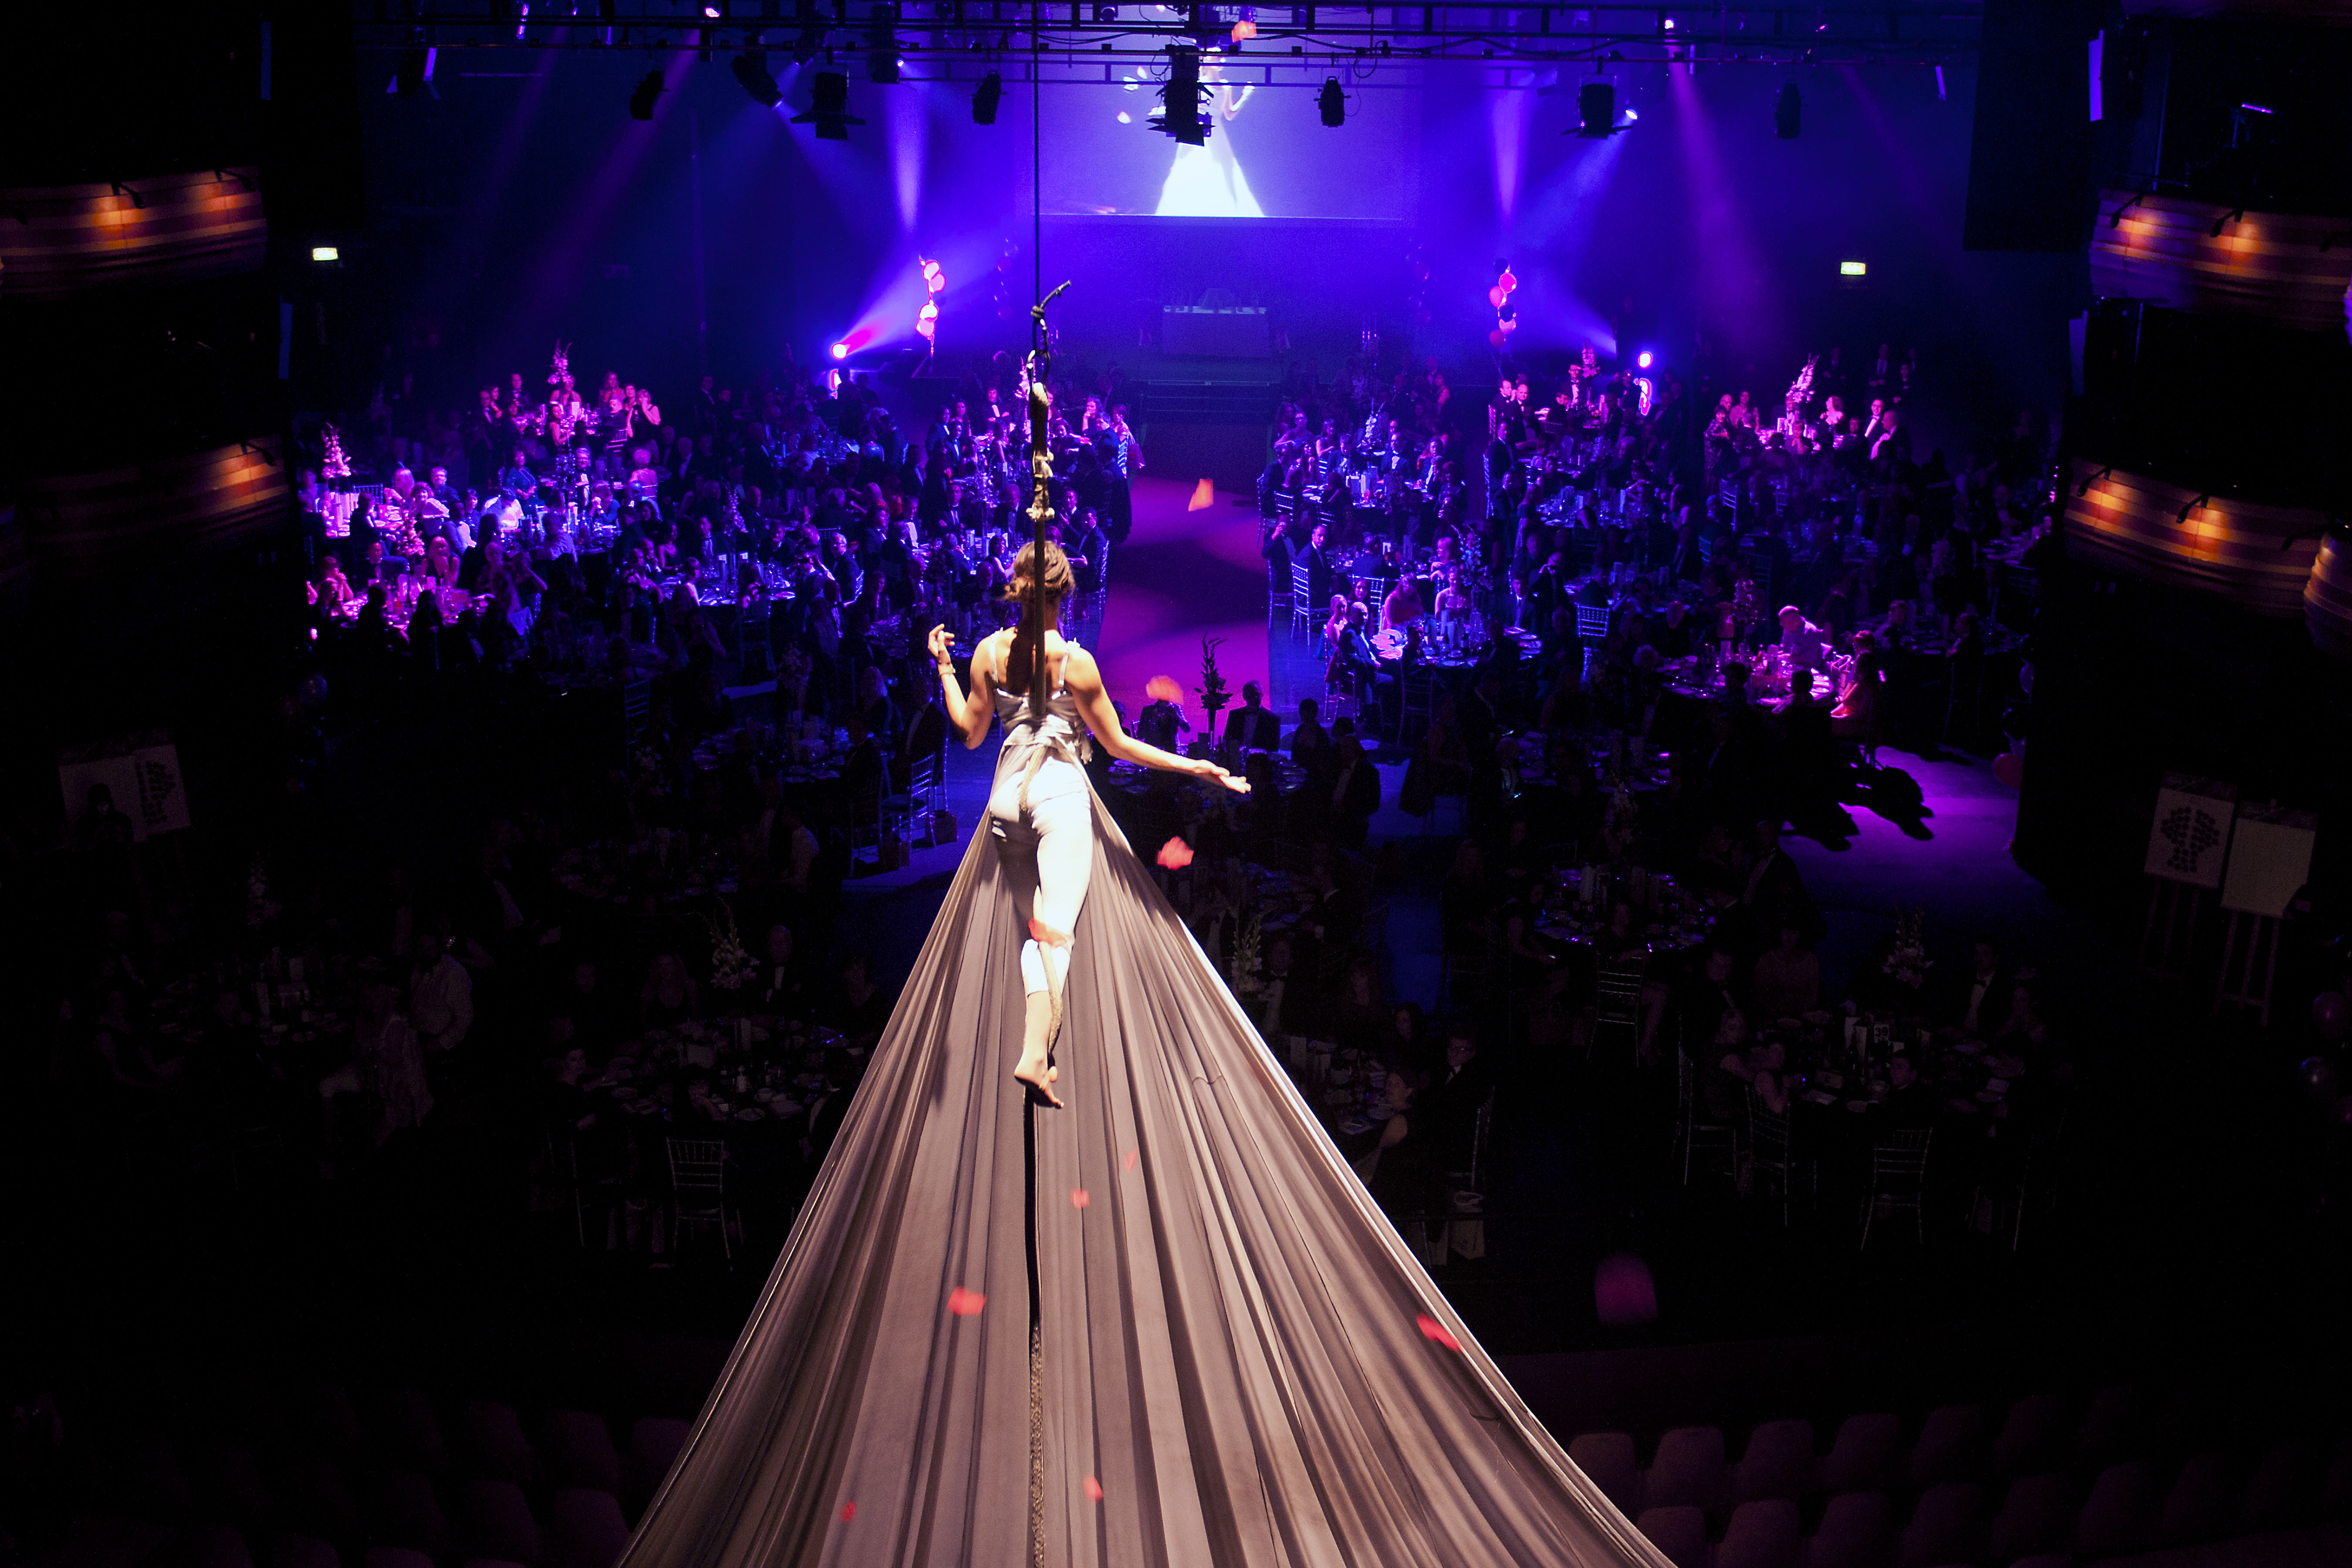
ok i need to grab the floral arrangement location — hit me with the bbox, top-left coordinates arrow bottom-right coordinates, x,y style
547,340 -> 571,387
1882,906 -> 1933,990
320,424 -> 351,481
1603,782 -> 1641,856
1730,574 -> 1759,639
1195,635 -> 1231,721
1230,910 -> 1264,997
703,902 -> 759,992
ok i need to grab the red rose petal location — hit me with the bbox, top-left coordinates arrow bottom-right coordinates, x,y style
1416,1313 -> 1463,1352
1122,1148 -> 1138,1171
1083,1476 -> 1105,1502
1156,836 -> 1195,870
946,1286 -> 987,1317
839,1501 -> 857,1522
1070,1187 -> 1090,1209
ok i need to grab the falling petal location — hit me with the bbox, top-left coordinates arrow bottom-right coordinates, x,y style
1070,1187 -> 1090,1209
1144,675 -> 1184,705
1416,1313 -> 1463,1352
947,1286 -> 987,1317
1123,1148 -> 1139,1171
1156,836 -> 1195,870
1083,1475 -> 1105,1502
1187,478 -> 1215,511
839,1501 -> 857,1522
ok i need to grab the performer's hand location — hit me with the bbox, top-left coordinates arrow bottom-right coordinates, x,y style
928,624 -> 956,667
1199,760 -> 1250,794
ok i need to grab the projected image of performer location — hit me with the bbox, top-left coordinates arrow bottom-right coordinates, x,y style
1156,65 -> 1262,217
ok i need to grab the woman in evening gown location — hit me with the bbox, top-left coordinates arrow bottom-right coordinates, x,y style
618,543 -> 1665,1565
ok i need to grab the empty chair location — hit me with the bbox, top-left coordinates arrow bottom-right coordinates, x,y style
2155,1451 -> 2240,1546
1635,1505 -> 1709,1568
2073,1460 -> 2162,1557
1822,1414 -> 1902,1496
1985,1471 -> 2075,1561
1859,1129 -> 1931,1248
2241,1436 -> 2323,1530
365,1470 -> 452,1558
1717,1498 -> 1800,1568
361,1551 -> 436,1568
624,1417 -> 692,1510
1897,1480 -> 1984,1568
368,1392 -> 449,1475
1991,1393 -> 2073,1478
542,1412 -> 622,1493
1806,1490 -> 1894,1568
2076,1383 -> 2152,1471
1568,1432 -> 1642,1518
1904,1405 -> 1987,1490
1734,1418 -> 1819,1503
1644,1425 -> 1730,1511
546,1488 -> 630,1568
270,1537 -> 340,1568
461,1402 -> 537,1488
461,1479 -> 542,1566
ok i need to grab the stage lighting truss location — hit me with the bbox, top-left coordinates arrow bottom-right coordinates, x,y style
351,1 -> 1981,71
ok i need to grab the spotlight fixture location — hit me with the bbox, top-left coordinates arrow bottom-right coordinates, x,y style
972,68 -> 1002,123
791,70 -> 864,138
731,51 -> 782,107
1094,2 -> 1116,16
1572,80 -> 1616,138
628,68 -> 665,118
831,341 -> 851,359
1317,76 -> 1344,126
703,0 -> 726,16
1774,81 -> 1801,139
1157,46 -> 1206,144
389,46 -> 438,97
1636,350 -> 1653,369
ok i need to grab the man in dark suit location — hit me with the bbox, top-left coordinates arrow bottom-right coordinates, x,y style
1298,523 -> 1334,610
1223,682 -> 1281,757
1942,937 -> 2012,1038
1262,517 -> 1297,617
1416,1024 -> 1498,1173
1881,1052 -> 1943,1130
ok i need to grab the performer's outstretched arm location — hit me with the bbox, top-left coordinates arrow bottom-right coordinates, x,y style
1061,648 -> 1248,793
929,625 -> 1000,749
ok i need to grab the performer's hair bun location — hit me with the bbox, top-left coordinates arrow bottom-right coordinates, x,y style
1004,540 -> 1074,606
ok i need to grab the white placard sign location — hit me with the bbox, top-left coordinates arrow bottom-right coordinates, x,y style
2143,775 -> 2235,889
2220,807 -> 2318,920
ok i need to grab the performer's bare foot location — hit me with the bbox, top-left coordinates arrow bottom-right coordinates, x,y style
1014,1054 -> 1062,1109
